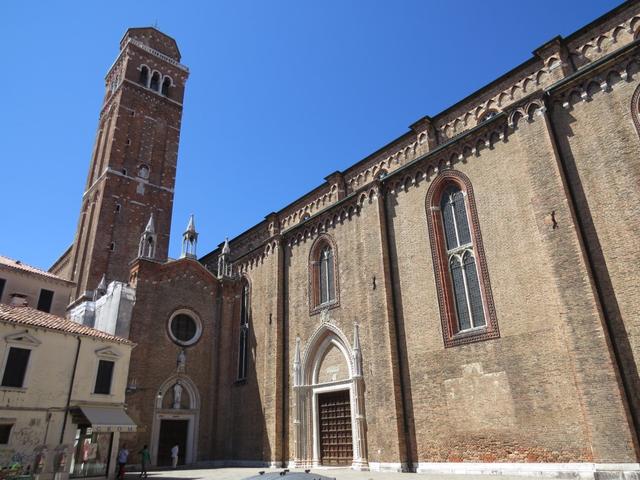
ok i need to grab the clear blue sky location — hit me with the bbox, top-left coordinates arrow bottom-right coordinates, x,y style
0,0 -> 622,269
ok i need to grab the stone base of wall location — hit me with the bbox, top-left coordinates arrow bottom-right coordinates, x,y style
415,462 -> 640,479
195,460 -> 282,468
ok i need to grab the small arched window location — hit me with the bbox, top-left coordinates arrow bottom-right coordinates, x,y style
161,77 -> 171,96
479,110 -> 498,123
426,171 -> 498,347
139,66 -> 149,87
150,72 -> 161,92
237,280 -> 250,381
309,236 -> 339,313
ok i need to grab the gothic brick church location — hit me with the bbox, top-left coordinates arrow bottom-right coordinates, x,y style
50,1 -> 640,477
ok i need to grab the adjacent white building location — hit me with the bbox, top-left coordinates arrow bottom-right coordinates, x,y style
0,255 -> 74,316
0,303 -> 135,480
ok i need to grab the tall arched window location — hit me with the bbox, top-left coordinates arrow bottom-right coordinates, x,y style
139,66 -> 149,87
441,187 -> 485,331
161,77 -> 171,96
237,279 -> 249,380
426,170 -> 498,347
319,246 -> 335,305
150,72 -> 161,92
309,236 -> 339,314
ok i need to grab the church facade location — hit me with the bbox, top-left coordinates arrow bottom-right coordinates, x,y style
50,1 -> 640,477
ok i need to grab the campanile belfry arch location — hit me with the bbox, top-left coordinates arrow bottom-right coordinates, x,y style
292,319 -> 369,470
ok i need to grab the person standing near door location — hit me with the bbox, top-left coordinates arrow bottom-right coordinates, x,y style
138,445 -> 150,478
170,444 -> 179,469
117,444 -> 129,480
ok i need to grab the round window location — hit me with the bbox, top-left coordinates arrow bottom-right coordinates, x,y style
168,312 -> 201,346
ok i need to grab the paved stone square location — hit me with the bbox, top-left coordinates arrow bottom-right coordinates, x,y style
127,468 -> 534,480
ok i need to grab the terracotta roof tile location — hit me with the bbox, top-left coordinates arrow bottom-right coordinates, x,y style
0,255 -> 74,284
0,304 -> 133,345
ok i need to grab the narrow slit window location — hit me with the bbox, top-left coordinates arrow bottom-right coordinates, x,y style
139,66 -> 149,87
150,72 -> 161,92
237,281 -> 249,380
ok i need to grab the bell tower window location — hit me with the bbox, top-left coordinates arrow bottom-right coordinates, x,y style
150,72 -> 161,91
162,77 -> 171,96
139,66 -> 149,87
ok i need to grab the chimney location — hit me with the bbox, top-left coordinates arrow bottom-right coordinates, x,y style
9,293 -> 28,307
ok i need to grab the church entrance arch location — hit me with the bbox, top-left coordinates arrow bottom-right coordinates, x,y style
150,375 -> 200,466
293,320 -> 368,470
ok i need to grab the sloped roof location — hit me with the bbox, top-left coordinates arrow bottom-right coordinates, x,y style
0,255 -> 74,284
0,304 -> 133,345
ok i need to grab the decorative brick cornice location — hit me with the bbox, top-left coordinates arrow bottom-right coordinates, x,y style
128,38 -> 189,72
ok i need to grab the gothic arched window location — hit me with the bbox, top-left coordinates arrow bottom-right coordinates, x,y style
319,246 -> 335,305
309,236 -> 339,314
237,279 -> 250,381
441,187 -> 485,330
426,170 -> 499,347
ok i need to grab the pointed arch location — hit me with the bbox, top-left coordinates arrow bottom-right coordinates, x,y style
293,321 -> 368,470
156,374 -> 201,410
301,322 -> 355,386
151,374 -> 201,466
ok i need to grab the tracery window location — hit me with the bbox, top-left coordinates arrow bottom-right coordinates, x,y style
309,236 -> 339,313
441,187 -> 485,331
237,279 -> 249,381
426,170 -> 499,347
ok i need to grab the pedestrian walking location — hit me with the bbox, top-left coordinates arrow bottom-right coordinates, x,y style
139,445 -> 150,478
117,444 -> 129,480
170,444 -> 179,469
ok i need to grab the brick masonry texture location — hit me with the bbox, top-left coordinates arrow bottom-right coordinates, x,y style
60,2 -> 640,472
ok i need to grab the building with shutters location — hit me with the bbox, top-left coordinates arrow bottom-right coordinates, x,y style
0,304 -> 134,480
4,0 -> 639,478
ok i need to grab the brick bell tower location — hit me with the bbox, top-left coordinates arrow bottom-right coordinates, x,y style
67,28 -> 189,305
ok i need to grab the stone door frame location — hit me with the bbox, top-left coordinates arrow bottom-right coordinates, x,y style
293,321 -> 368,470
150,374 -> 200,466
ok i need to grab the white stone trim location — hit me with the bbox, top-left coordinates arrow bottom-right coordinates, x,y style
167,309 -> 202,347
415,462 -> 640,479
293,321 -> 368,470
150,375 -> 200,466
129,38 -> 189,72
368,462 -> 406,472
150,411 -> 197,466
197,460 -> 277,468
